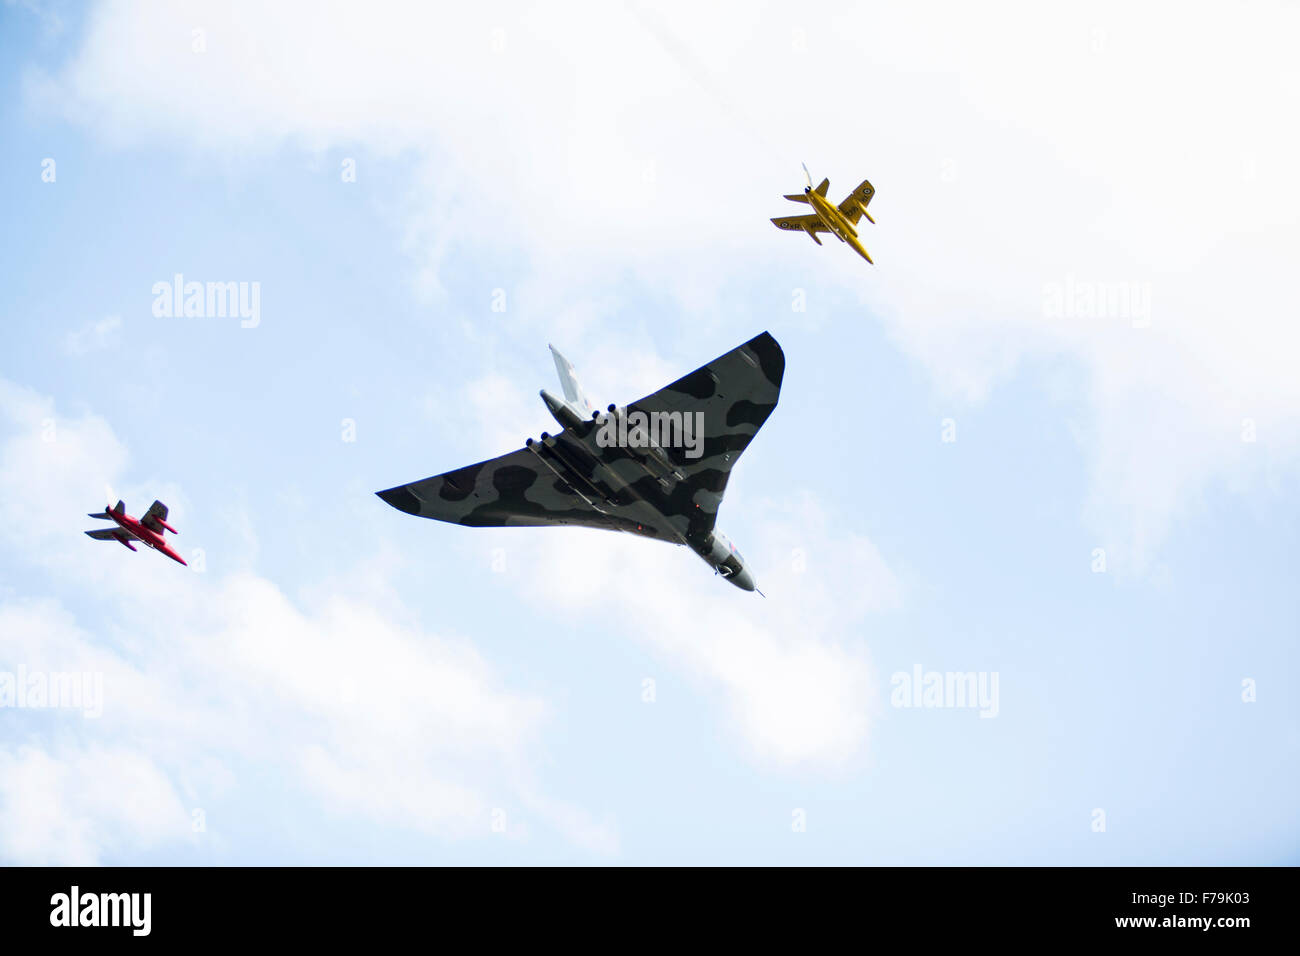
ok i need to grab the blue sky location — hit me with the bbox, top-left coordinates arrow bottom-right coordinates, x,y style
0,1 -> 1296,864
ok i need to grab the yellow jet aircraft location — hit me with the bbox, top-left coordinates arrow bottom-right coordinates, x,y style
771,164 -> 876,264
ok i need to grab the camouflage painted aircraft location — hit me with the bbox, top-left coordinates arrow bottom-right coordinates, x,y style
771,164 -> 876,263
85,499 -> 187,566
377,332 -> 784,592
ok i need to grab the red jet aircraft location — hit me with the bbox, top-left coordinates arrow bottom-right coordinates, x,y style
85,500 -> 187,566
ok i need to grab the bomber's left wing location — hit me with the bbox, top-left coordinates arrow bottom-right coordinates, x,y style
376,445 -> 679,541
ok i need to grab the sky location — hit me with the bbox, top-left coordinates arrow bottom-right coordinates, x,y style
0,0 -> 1296,865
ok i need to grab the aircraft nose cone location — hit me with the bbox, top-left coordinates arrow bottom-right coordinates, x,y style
730,567 -> 757,592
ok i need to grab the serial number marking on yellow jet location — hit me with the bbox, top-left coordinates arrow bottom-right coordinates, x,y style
771,165 -> 876,264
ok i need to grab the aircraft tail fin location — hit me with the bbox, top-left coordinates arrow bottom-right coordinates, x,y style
88,511 -> 112,520
783,193 -> 811,203
113,500 -> 125,515
549,345 -> 594,415
815,178 -> 830,197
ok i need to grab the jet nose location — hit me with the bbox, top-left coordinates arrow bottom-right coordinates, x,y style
730,567 -> 757,592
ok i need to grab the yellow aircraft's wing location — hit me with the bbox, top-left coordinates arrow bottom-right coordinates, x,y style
838,179 -> 876,223
771,214 -> 829,233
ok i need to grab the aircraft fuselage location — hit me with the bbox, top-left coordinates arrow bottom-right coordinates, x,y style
805,186 -> 873,263
689,527 -> 756,591
538,394 -> 758,591
806,188 -> 856,238
107,509 -> 187,565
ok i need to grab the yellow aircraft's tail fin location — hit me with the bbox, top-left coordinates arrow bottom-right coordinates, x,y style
815,178 -> 830,197
783,193 -> 810,203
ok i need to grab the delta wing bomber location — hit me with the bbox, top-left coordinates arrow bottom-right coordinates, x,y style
377,332 -> 784,592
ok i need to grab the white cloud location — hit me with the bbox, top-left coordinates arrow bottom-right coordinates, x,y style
436,371 -> 547,457
0,744 -> 191,866
494,491 -> 900,768
0,379 -> 615,862
0,378 -> 131,559
64,314 -> 121,355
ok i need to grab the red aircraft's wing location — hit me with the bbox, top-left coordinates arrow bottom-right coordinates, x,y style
140,500 -> 173,534
85,528 -> 138,550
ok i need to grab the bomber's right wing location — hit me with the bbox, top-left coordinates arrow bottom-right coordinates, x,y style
618,330 -> 784,537
376,445 -> 679,541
